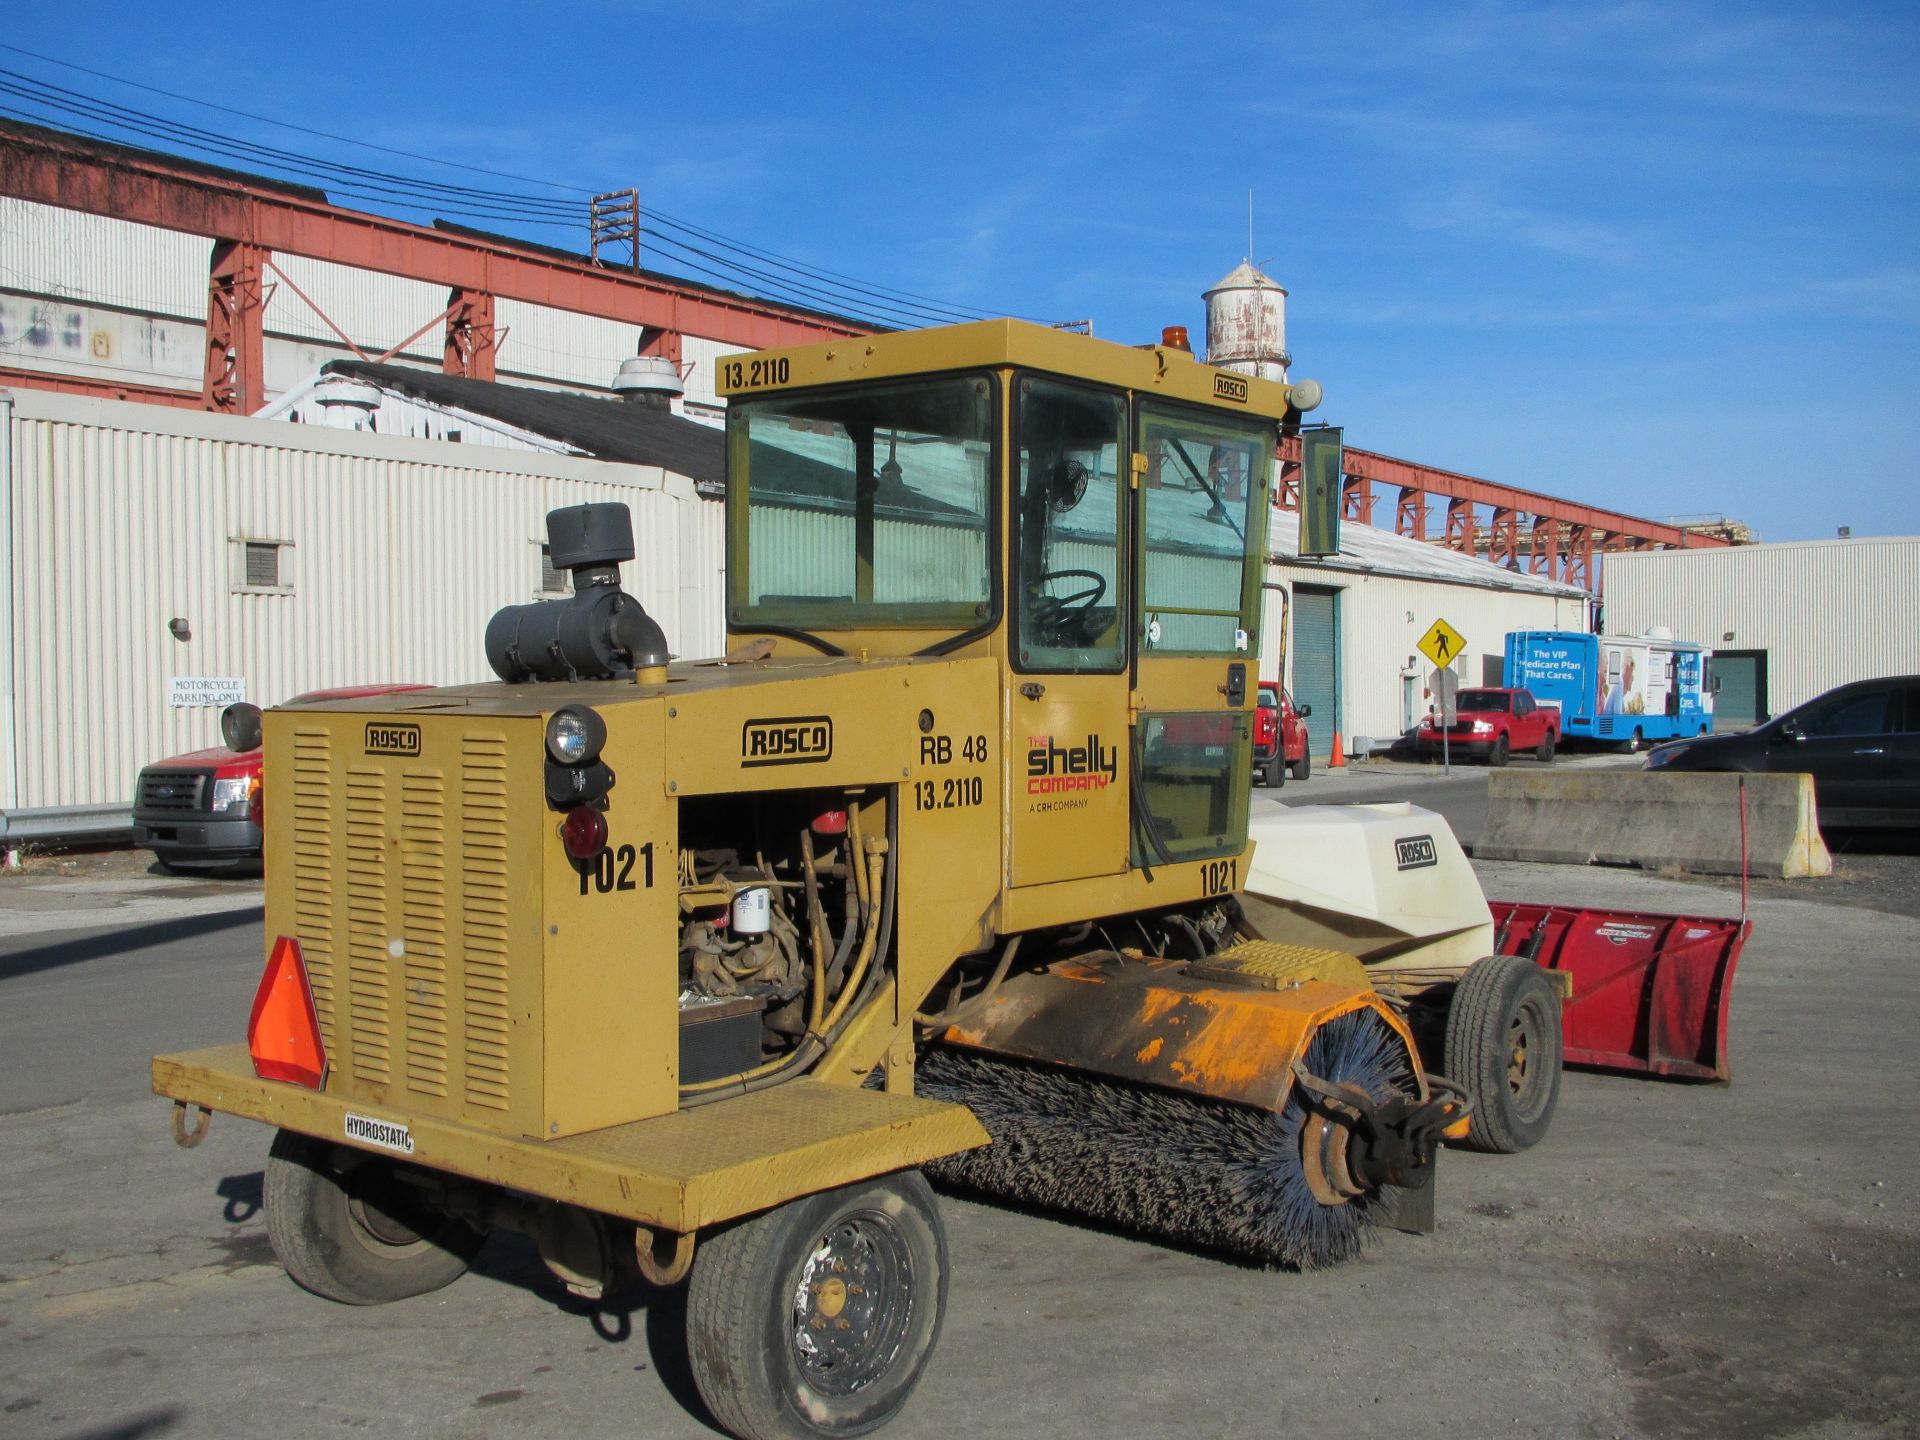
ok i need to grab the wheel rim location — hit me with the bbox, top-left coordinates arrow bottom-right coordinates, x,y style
341,1164 -> 440,1249
1506,996 -> 1553,1123
790,1210 -> 915,1397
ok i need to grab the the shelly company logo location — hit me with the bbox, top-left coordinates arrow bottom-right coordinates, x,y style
1026,734 -> 1118,794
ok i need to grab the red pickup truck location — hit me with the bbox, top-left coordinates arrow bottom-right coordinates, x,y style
1253,682 -> 1312,786
132,684 -> 428,872
1414,686 -> 1559,766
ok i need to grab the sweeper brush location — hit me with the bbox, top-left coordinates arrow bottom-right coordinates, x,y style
920,1007 -> 1423,1269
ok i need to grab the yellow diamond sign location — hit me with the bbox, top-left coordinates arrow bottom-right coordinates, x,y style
1417,617 -> 1466,670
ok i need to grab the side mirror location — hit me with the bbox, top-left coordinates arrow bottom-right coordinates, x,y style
221,702 -> 264,753
1298,703 -> 1313,719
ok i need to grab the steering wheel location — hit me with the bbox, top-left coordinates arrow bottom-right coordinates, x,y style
1029,568 -> 1108,635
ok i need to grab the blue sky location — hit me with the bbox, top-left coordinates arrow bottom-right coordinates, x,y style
7,2 -> 1916,541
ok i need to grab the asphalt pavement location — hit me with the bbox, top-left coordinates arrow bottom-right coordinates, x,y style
2,798 -> 1917,1440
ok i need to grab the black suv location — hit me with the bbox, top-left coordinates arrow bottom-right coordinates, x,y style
1643,675 -> 1919,829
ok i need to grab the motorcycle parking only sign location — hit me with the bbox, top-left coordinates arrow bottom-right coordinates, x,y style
168,677 -> 245,708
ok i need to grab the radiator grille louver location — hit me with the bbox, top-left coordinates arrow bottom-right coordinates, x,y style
460,735 -> 513,1111
291,730 -> 337,1040
344,767 -> 393,1086
287,720 -> 523,1118
400,770 -> 449,1099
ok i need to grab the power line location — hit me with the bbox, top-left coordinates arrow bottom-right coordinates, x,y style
0,40 -> 592,197
0,71 -> 581,220
0,49 -> 1043,327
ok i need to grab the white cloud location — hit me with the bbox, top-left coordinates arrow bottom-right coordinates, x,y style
1405,186 -> 1640,264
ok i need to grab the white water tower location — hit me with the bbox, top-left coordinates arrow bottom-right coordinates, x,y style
1203,262 -> 1290,382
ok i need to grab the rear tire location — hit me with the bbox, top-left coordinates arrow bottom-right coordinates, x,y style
264,1128 -> 484,1305
1444,956 -> 1563,1153
687,1171 -> 948,1440
1290,751 -> 1311,781
1536,730 -> 1556,763
1488,735 -> 1509,767
1264,754 -> 1284,788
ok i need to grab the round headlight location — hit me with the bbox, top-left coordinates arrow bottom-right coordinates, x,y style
546,706 -> 606,764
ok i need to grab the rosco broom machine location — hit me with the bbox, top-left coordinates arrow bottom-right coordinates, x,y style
155,321 -> 1743,1440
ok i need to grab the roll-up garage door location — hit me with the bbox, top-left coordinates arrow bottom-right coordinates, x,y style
1292,584 -> 1339,754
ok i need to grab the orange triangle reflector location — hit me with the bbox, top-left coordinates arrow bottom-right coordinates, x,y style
247,935 -> 328,1089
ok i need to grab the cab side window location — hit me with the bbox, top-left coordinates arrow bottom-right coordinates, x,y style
1798,689 -> 1892,738
1136,406 -> 1270,654
1013,378 -> 1127,672
1901,688 -> 1920,734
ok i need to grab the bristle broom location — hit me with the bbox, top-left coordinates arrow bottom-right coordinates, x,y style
919,1008 -> 1414,1269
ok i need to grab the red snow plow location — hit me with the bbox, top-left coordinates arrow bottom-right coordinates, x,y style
1489,902 -> 1747,1082
1238,806 -> 1750,1155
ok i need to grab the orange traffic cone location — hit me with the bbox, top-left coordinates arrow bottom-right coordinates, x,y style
1328,729 -> 1346,768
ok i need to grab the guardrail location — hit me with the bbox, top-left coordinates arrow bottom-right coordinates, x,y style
0,804 -> 135,848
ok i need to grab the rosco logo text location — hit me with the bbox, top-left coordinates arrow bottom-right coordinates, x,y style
1395,835 -> 1439,871
365,722 -> 421,756
344,1112 -> 415,1155
742,716 -> 833,767
1213,373 -> 1250,403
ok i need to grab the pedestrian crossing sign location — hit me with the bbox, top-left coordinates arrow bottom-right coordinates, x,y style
1417,617 -> 1466,670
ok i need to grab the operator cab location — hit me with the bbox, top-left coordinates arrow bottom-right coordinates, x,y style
720,320 -> 1310,884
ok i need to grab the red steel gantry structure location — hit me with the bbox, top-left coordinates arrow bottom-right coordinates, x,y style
0,119 -> 863,415
1277,434 -> 1729,591
0,119 -> 1724,590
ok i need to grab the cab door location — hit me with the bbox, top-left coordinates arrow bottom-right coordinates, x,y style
1005,375 -> 1133,887
1128,401 -> 1274,885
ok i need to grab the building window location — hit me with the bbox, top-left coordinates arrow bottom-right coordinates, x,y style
245,542 -> 279,588
231,537 -> 294,595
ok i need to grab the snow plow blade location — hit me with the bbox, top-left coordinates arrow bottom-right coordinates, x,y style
1488,902 -> 1748,1082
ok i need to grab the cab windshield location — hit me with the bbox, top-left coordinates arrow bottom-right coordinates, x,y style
1457,691 -> 1510,713
727,376 -> 995,630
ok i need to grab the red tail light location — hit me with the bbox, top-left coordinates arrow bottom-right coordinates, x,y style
247,776 -> 264,828
247,935 -> 327,1089
561,805 -> 608,860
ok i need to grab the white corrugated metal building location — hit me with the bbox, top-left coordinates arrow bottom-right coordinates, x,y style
0,197 -> 751,424
1260,523 -> 1591,756
1604,538 -> 1920,726
0,387 -> 724,834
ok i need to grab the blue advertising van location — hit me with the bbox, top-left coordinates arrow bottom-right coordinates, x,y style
1504,629 -> 1713,749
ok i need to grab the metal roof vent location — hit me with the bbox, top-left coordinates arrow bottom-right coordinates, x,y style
313,376 -> 382,428
612,355 -> 685,408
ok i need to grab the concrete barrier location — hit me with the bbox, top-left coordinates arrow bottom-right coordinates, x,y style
1476,771 -> 1832,878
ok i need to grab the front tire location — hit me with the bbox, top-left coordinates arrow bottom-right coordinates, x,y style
687,1171 -> 948,1440
1444,956 -> 1563,1153
1488,735 -> 1510,767
264,1129 -> 485,1304
1290,750 -> 1311,781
